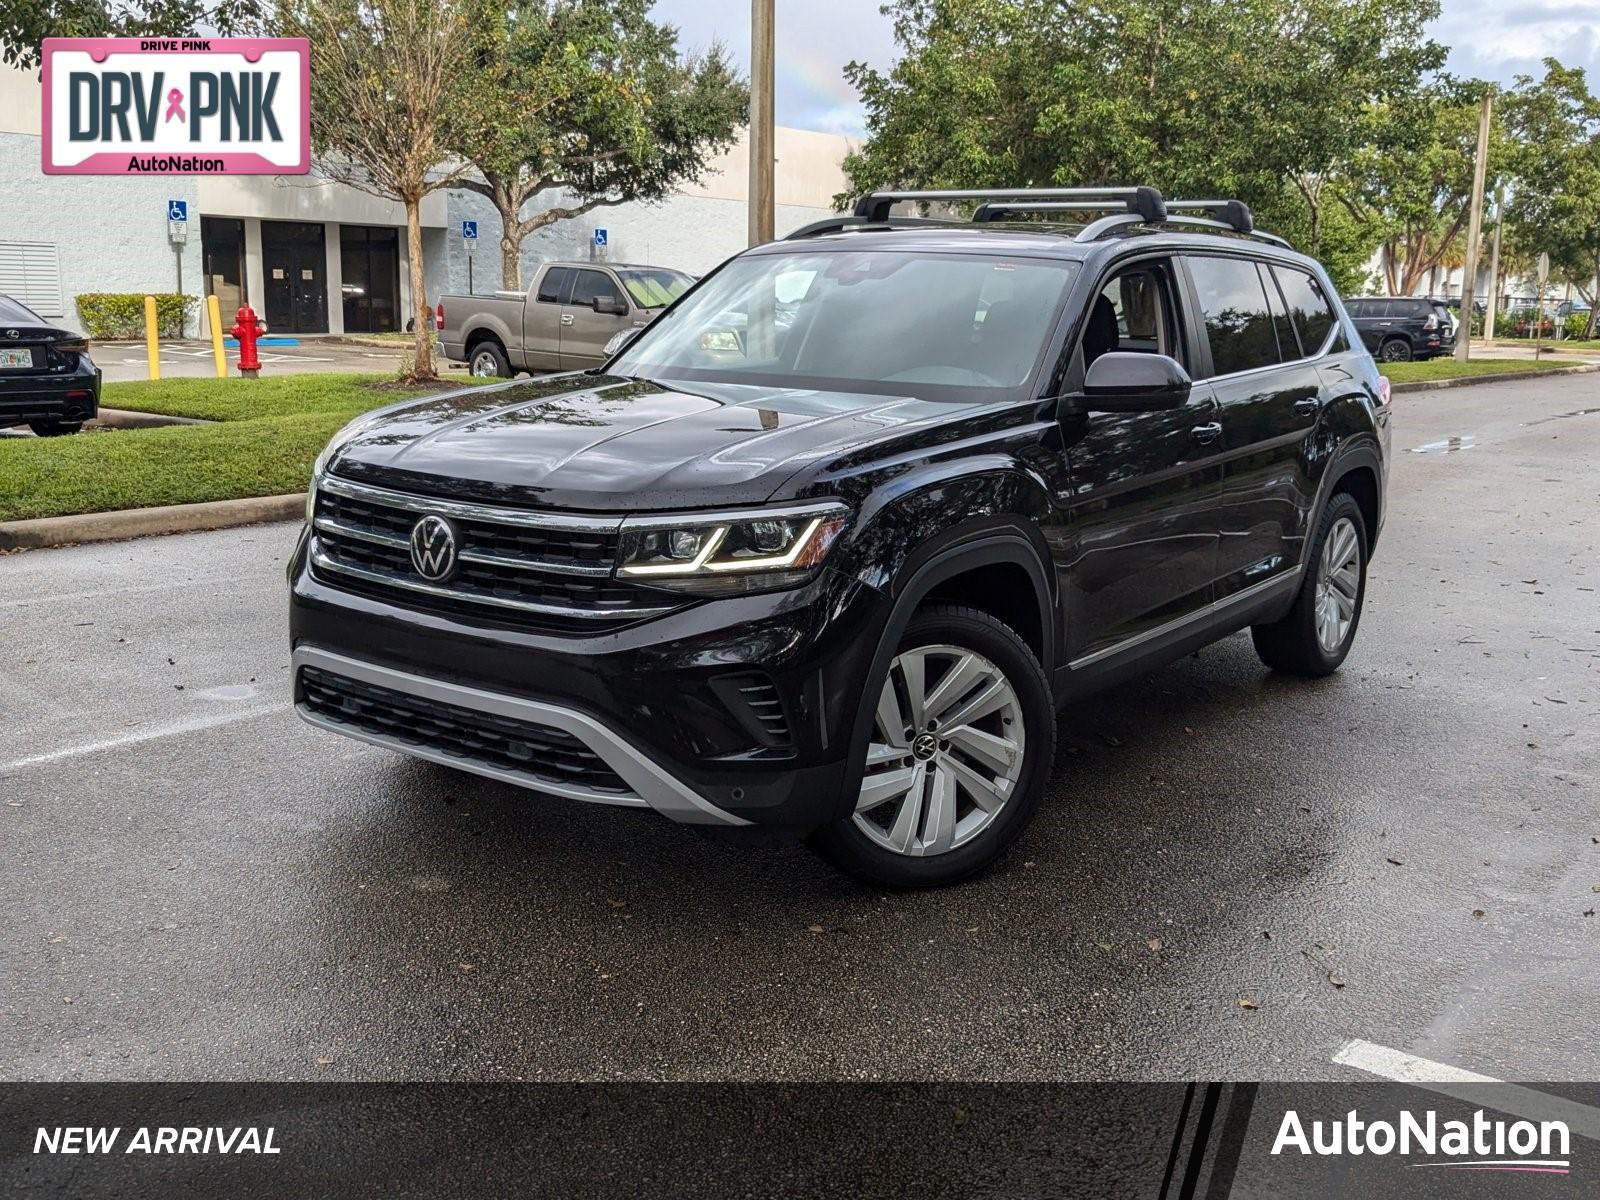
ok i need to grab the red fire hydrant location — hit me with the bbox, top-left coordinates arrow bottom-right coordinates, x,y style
230,304 -> 263,378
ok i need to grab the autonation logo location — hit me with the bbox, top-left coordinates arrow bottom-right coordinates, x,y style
1272,1108 -> 1571,1174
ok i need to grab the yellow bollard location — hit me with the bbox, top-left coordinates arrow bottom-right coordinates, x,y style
143,295 -> 160,381
206,294 -> 226,378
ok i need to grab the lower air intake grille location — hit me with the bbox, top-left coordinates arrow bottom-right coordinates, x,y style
299,665 -> 632,796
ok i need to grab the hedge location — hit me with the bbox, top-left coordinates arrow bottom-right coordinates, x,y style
75,293 -> 197,340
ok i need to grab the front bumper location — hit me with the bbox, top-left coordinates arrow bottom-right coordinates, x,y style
0,364 -> 100,426
288,529 -> 891,833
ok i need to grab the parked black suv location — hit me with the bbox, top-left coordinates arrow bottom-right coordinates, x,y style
1344,295 -> 1455,361
0,294 -> 100,435
289,186 -> 1390,887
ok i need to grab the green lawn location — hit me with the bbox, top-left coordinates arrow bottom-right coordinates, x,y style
1380,357 -> 1585,383
0,373 -> 475,523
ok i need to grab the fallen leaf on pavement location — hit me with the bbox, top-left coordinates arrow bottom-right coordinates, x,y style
1386,857 -> 1404,866
807,924 -> 825,933
1147,938 -> 1164,952
1238,997 -> 1259,1010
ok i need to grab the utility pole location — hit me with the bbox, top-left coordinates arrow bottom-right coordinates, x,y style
1483,184 -> 1503,348
747,0 -> 775,246
1455,91 -> 1493,363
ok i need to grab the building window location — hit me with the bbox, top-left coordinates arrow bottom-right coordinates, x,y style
201,218 -> 248,321
339,226 -> 401,334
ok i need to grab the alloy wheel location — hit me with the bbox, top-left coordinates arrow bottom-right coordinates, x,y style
471,350 -> 500,377
853,644 -> 1025,857
1314,516 -> 1361,654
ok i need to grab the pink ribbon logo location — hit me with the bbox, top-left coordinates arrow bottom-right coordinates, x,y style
164,88 -> 185,123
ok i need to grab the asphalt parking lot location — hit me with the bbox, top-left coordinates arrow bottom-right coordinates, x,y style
2,373 -> 1596,1083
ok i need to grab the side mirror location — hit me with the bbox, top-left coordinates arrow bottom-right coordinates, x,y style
1081,352 -> 1192,412
593,296 -> 629,317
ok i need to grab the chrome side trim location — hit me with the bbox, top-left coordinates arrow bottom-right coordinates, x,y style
320,473 -> 623,533
309,545 -> 673,620
292,646 -> 751,827
1068,569 -> 1302,670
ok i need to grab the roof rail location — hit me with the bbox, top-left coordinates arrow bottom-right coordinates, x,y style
852,186 -> 1167,226
782,214 -> 961,241
971,200 -> 1129,222
1166,199 -> 1255,234
1163,214 -> 1293,250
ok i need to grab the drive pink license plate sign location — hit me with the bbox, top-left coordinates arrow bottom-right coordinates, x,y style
41,38 -> 309,175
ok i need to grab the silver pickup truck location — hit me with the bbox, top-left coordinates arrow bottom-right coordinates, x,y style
439,260 -> 693,377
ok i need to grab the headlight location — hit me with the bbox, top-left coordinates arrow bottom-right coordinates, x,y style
617,502 -> 850,594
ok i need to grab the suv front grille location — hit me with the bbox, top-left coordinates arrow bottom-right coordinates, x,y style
309,475 -> 676,632
298,665 -> 632,796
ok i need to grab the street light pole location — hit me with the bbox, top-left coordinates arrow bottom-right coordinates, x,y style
1484,185 -> 1503,348
748,0 -> 775,246
1455,92 -> 1493,363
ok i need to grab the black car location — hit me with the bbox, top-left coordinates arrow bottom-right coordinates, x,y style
289,186 -> 1391,887
0,294 -> 100,436
1344,296 -> 1455,361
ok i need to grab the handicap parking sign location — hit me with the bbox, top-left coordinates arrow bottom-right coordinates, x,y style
593,228 -> 608,247
462,220 -> 477,240
167,199 -> 188,221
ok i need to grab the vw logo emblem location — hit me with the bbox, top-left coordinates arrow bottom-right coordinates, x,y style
409,514 -> 459,582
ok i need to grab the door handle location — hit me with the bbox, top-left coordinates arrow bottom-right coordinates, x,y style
560,314 -> 575,326
1293,397 -> 1322,414
1189,422 -> 1222,444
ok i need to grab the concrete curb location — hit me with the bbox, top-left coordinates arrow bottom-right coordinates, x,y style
0,493 -> 305,551
93,407 -> 209,428
1389,363 -> 1600,393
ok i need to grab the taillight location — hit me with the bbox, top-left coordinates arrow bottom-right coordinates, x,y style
436,302 -> 445,328
1423,314 -> 1438,330
1377,376 -> 1392,407
54,337 -> 90,353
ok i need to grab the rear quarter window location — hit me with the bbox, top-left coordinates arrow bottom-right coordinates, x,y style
1272,267 -> 1337,356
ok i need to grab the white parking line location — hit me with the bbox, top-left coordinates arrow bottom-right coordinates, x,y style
0,704 -> 283,774
1333,1039 -> 1600,1142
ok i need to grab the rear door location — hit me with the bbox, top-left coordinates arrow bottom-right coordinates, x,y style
1178,254 -> 1322,604
559,269 -> 633,369
523,266 -> 572,369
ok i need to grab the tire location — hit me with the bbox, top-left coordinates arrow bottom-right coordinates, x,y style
809,603 -> 1055,888
468,341 -> 511,378
1378,337 -> 1412,362
1251,492 -> 1368,677
27,420 -> 83,437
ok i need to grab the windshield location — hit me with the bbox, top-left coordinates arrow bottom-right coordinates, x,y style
609,250 -> 1078,401
619,268 -> 694,309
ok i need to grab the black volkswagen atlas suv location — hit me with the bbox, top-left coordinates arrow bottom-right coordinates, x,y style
288,186 -> 1392,887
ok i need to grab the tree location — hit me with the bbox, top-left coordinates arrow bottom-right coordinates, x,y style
447,0 -> 746,290
279,0 -> 469,379
1335,79 -> 1505,296
1,0 -> 259,69
840,0 -> 1444,286
1502,60 -> 1600,337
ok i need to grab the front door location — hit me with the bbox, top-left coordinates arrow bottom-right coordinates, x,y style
262,221 -> 328,334
559,268 -> 633,368
1056,257 -> 1223,665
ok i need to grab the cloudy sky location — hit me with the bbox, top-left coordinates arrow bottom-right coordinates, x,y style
652,0 -> 1600,138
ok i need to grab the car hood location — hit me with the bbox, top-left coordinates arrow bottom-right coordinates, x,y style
327,372 -> 977,511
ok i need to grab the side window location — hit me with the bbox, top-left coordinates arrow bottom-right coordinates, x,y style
1185,255 -> 1281,376
1272,266 -> 1337,355
536,267 -> 572,304
1077,260 -> 1181,372
571,269 -> 626,308
1261,265 -> 1299,359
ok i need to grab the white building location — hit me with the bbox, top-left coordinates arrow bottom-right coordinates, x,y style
0,62 -> 852,337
